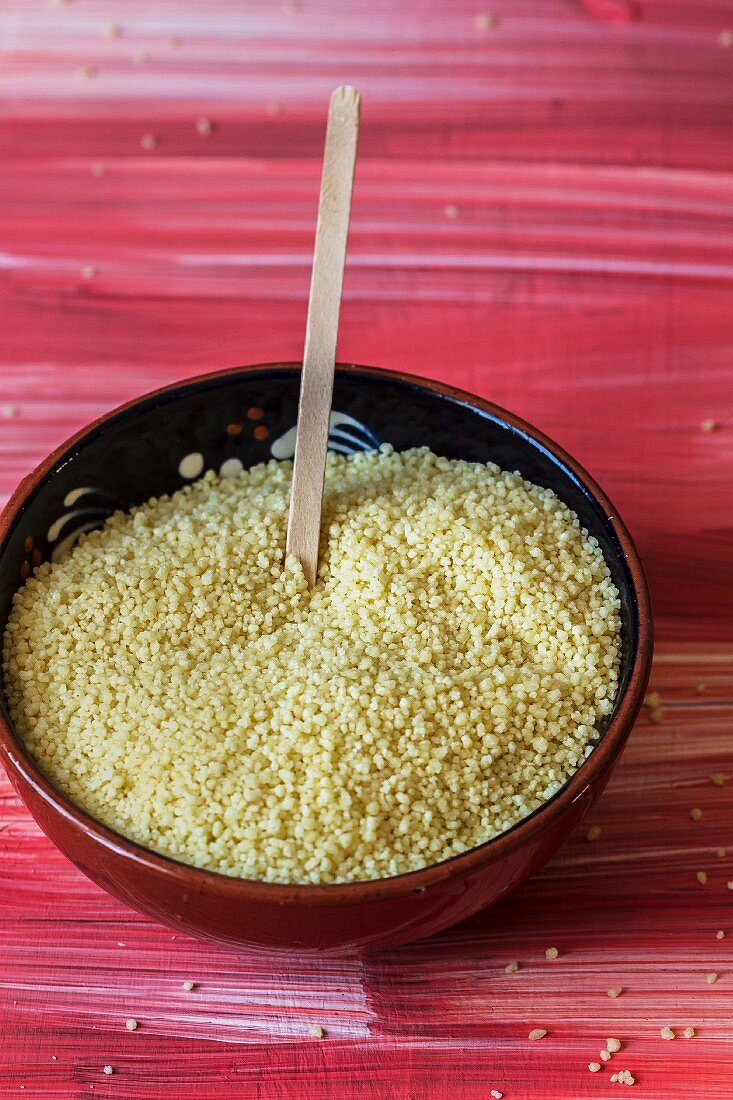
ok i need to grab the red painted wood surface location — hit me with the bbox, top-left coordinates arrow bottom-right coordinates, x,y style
1,1 -> 732,1096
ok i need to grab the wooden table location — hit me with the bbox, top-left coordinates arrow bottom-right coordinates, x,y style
1,2 -> 731,1096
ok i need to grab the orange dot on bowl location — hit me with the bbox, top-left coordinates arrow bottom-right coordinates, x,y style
20,561 -> 30,580
253,425 -> 269,440
31,549 -> 42,566
247,407 -> 264,421
23,536 -> 34,554
226,423 -> 243,437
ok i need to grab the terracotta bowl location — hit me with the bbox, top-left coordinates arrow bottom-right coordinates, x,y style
0,364 -> 652,953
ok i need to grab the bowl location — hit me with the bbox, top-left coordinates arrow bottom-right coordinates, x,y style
0,363 -> 652,953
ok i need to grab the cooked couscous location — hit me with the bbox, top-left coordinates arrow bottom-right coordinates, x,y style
2,446 -> 621,883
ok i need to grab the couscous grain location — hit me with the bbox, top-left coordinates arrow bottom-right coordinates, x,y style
2,447 -> 621,884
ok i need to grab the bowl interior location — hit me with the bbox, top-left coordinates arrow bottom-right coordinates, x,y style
0,364 -> 638,781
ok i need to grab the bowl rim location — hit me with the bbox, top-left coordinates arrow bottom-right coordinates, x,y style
0,361 -> 653,905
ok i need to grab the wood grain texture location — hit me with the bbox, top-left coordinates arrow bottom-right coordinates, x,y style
286,84 -> 359,585
0,0 -> 732,1097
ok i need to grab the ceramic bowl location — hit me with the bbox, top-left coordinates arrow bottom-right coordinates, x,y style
0,363 -> 652,953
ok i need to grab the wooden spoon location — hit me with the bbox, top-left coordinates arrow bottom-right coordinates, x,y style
285,85 -> 361,586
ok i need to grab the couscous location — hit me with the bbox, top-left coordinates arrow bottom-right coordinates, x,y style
2,446 -> 621,883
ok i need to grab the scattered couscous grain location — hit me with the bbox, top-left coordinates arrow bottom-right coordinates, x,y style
588,1063 -> 601,1073
505,961 -> 520,973
125,1019 -> 137,1031
476,12 -> 497,30
642,692 -> 660,709
1,406 -> 19,418
660,1026 -> 675,1040
309,1025 -> 324,1038
181,981 -> 195,992
608,987 -> 624,999
697,871 -> 708,885
528,1029 -> 547,1041
683,1026 -> 695,1038
690,808 -> 702,822
102,1066 -> 113,1076
706,973 -> 719,985
648,708 -> 662,724
586,825 -> 602,842
196,118 -> 214,136
600,1049 -> 611,1062
2,448 -> 621,884
716,931 -> 725,940
606,1038 -> 621,1053
140,133 -> 158,150
717,848 -> 726,858
720,29 -> 733,46
711,773 -> 725,787
490,1092 -> 503,1099
700,419 -> 717,432
81,265 -> 97,280
695,682 -> 706,693
727,882 -> 733,890
545,947 -> 559,960
444,204 -> 459,218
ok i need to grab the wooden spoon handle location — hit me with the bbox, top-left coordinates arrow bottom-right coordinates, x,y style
285,85 -> 361,586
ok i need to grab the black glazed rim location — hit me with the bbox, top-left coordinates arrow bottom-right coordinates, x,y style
0,363 -> 653,904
